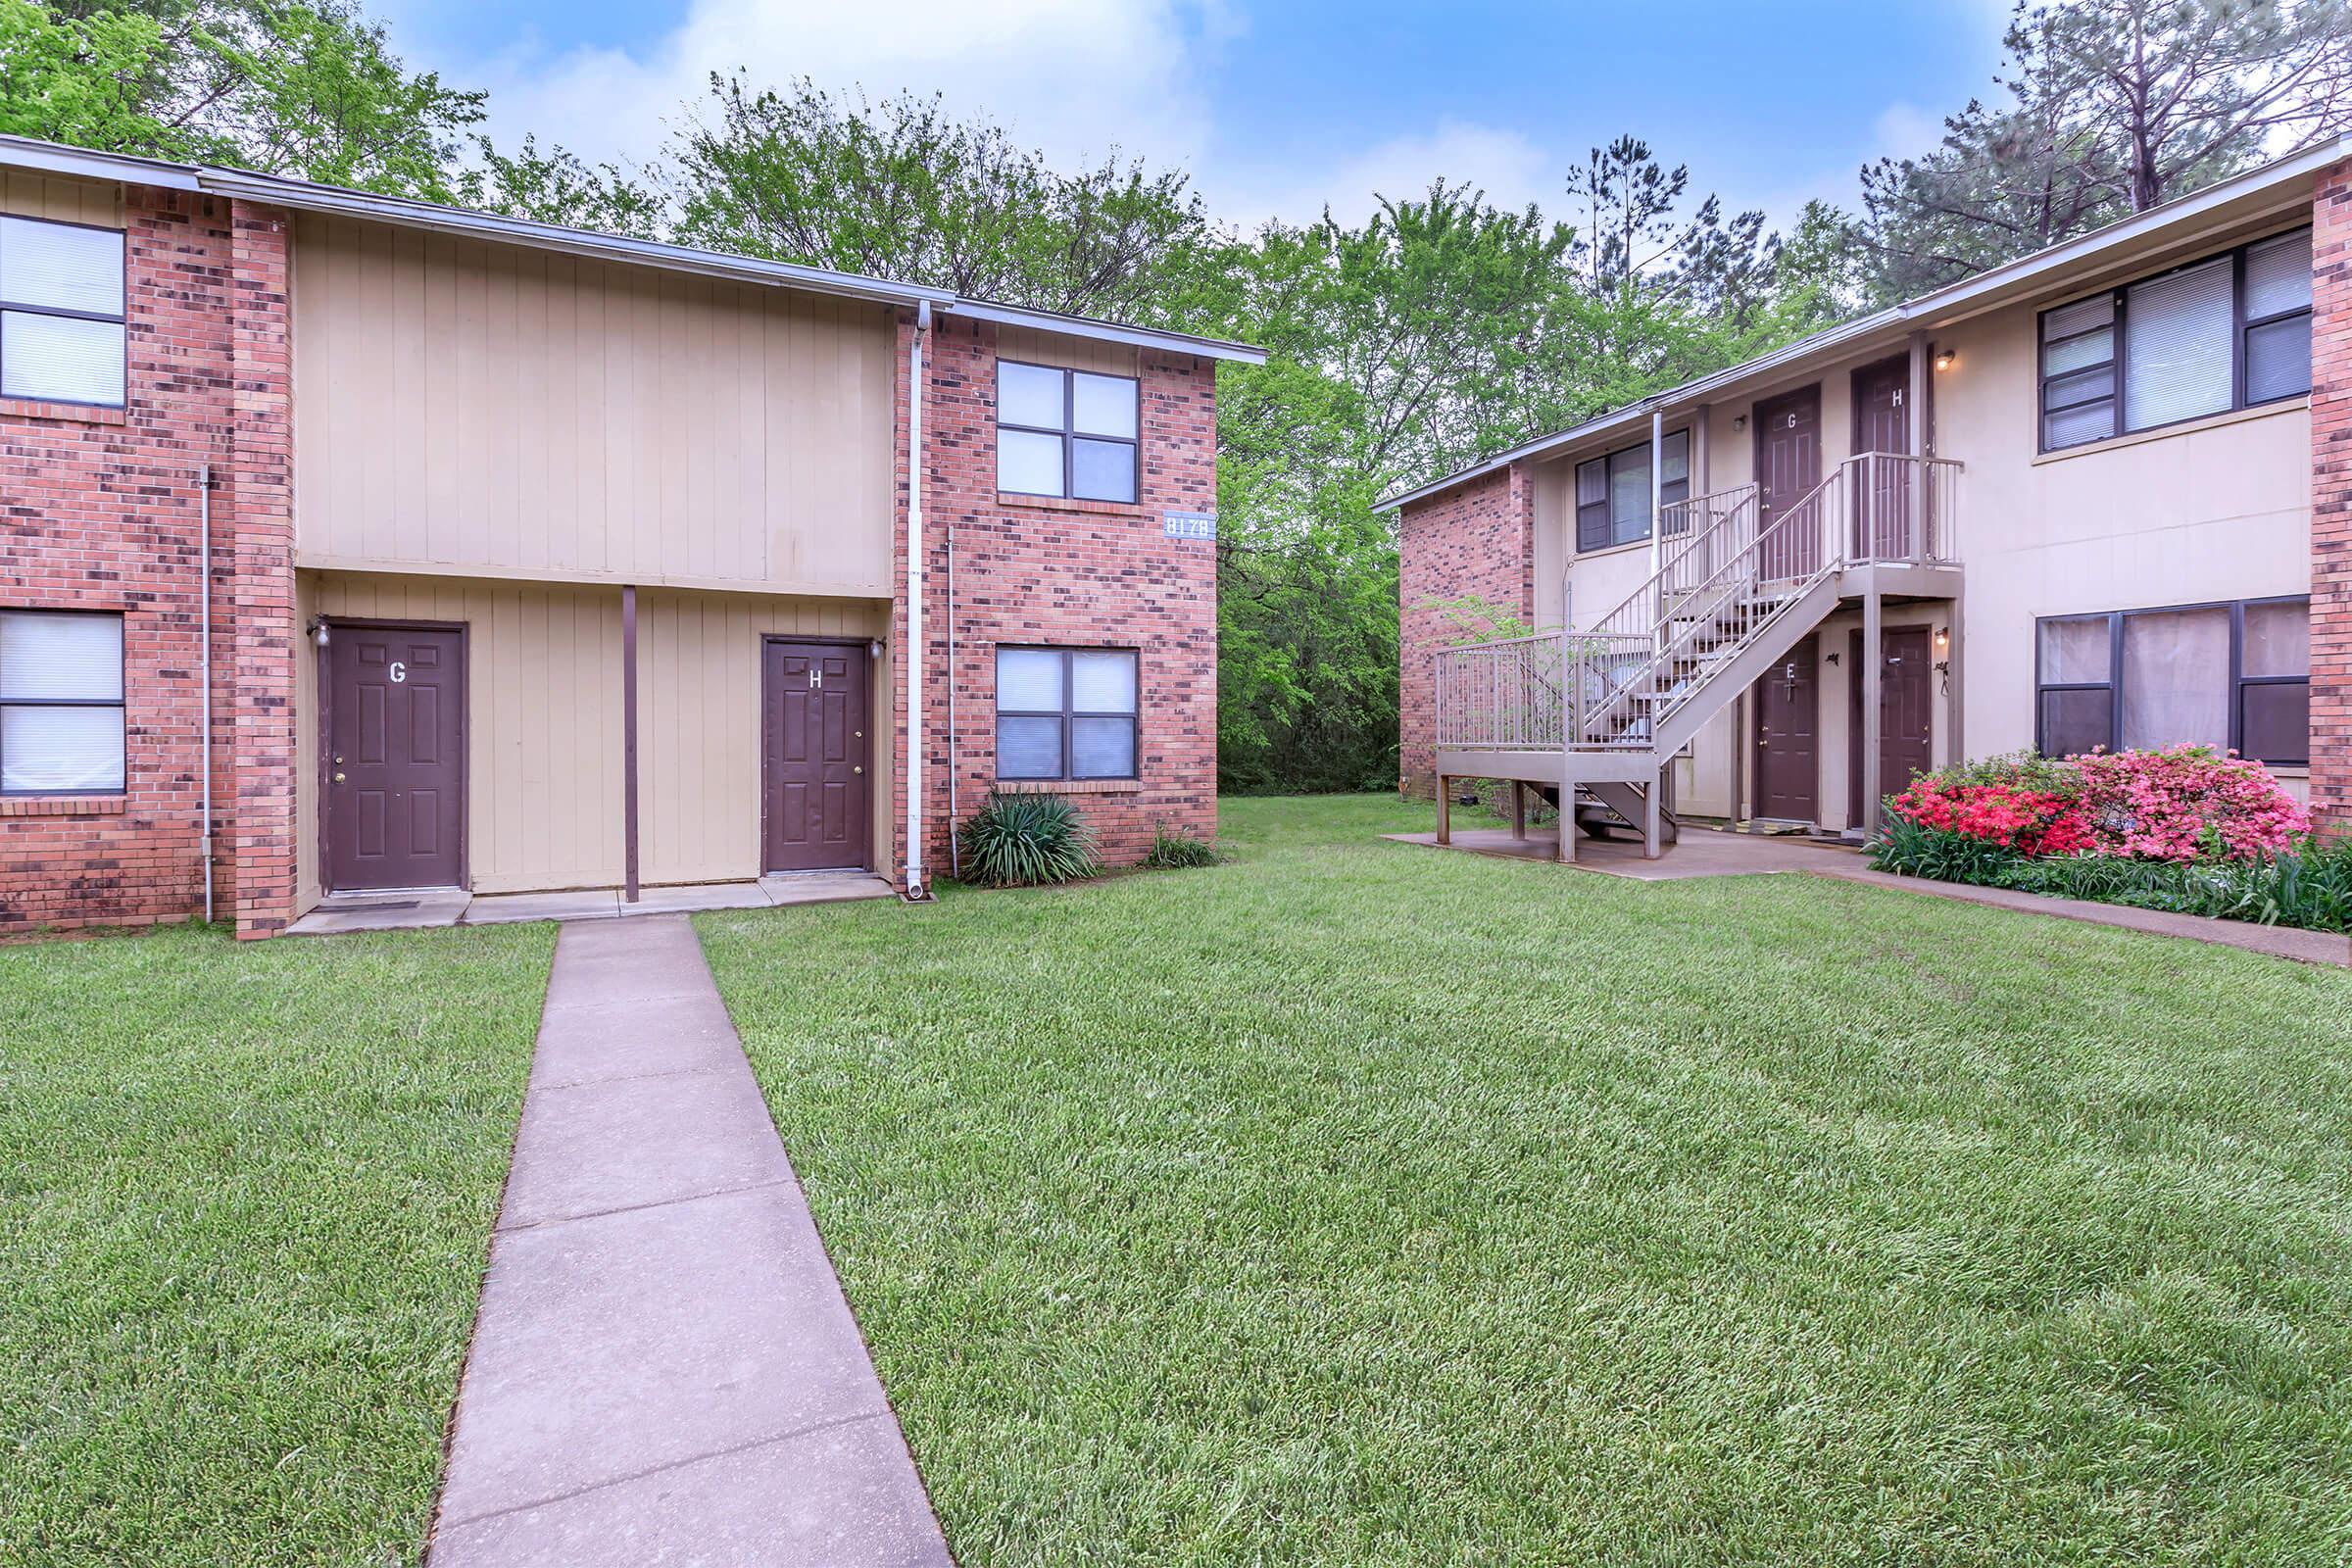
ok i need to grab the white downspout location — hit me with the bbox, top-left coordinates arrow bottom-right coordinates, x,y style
905,302 -> 930,897
199,463 -> 215,925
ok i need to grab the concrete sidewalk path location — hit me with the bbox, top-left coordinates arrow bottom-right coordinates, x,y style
428,915 -> 953,1567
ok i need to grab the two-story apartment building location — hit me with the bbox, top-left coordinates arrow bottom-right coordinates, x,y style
1394,138 -> 2350,858
0,135 -> 1255,937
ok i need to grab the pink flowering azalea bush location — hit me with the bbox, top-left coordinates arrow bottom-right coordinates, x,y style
2069,744 -> 2308,861
1872,746 -> 2352,931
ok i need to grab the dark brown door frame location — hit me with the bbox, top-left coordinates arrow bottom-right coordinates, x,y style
1846,624 -> 1936,830
759,634 -> 874,872
318,615 -> 470,893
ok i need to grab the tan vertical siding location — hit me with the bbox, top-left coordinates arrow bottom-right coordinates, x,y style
0,172 -> 121,225
638,592 -> 890,885
303,573 -> 627,894
291,214 -> 899,593
297,573 -> 890,895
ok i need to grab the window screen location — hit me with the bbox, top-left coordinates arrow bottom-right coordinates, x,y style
995,362 -> 1141,504
995,647 -> 1140,780
0,216 -> 126,407
0,611 -> 125,792
2125,259 -> 2233,431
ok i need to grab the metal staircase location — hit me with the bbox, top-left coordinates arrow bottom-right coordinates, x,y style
1435,451 -> 1960,858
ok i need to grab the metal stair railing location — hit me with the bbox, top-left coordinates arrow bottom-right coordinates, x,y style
1432,454 -> 1961,758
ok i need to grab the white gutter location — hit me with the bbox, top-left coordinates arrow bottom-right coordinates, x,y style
0,135 -> 199,190
906,302 -> 930,898
943,297 -> 1267,364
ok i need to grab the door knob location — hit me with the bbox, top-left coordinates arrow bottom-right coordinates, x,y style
334,771 -> 346,782
853,765 -> 863,774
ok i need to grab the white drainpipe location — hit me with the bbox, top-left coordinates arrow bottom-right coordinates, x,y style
905,302 -> 930,897
199,463 -> 215,925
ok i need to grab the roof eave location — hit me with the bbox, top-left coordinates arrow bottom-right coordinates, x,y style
944,298 -> 1267,364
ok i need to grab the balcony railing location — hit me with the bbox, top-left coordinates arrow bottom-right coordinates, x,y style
1435,452 -> 1962,756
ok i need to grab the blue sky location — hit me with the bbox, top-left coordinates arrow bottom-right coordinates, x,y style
375,0 -> 2011,230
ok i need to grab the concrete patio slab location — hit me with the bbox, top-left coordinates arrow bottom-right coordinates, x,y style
429,1413 -> 950,1568
759,870 -> 900,907
1386,823 -> 2351,966
283,888 -> 471,935
464,888 -> 622,925
624,881 -> 774,914
427,915 -> 951,1567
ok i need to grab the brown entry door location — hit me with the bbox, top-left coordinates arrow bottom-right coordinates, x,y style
1850,356 -> 1912,561
1753,385 -> 1822,581
1752,637 -> 1819,824
1848,627 -> 1935,828
762,640 -> 870,872
326,623 -> 466,891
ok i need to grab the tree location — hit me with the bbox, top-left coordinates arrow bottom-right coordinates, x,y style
0,1 -> 485,201
667,76 -> 1210,318
1861,0 -> 2352,296
463,135 -> 664,237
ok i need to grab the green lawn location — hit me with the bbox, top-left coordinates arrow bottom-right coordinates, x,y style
0,920 -> 552,1568
702,794 -> 2352,1566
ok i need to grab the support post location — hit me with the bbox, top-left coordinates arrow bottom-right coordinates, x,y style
1907,331 -> 1929,562
1558,788 -> 1576,862
1862,586 -> 1885,838
1509,779 -> 1526,841
1437,777 -> 1451,846
1946,585 -> 1966,765
622,583 -> 640,903
1642,768 -> 1663,859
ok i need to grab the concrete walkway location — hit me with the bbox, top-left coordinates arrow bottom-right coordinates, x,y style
427,916 -> 952,1567
1386,824 -> 2352,967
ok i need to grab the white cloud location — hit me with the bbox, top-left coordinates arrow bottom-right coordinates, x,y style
1215,120 -> 1559,230
462,0 -> 1228,184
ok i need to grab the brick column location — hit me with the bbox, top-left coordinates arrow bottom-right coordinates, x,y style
2314,161 -> 2352,835
224,201 -> 299,937
1396,463 -> 1536,799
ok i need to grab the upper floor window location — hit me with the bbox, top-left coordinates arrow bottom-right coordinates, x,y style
2035,597 -> 2308,765
1575,429 -> 1689,552
2038,226 -> 2311,452
1,610 -> 125,794
997,361 -> 1140,504
0,216 -> 126,408
995,646 -> 1139,780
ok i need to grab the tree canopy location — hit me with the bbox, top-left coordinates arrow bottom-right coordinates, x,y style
10,0 -> 2345,792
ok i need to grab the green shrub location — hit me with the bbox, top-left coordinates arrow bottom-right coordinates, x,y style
1932,748 -> 2083,798
956,790 -> 1102,888
1142,822 -> 1220,869
1867,816 -> 2026,886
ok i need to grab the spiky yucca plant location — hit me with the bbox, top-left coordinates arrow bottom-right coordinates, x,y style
956,789 -> 1102,887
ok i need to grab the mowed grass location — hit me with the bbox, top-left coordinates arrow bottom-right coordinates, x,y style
702,794 -> 2352,1566
0,920 -> 553,1568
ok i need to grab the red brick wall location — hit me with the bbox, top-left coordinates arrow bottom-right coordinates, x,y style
2315,159 -> 2352,834
1396,464 -> 1534,799
894,314 -> 1219,887
1,186 -> 239,935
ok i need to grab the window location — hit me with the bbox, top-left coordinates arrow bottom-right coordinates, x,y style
996,647 -> 1139,780
1574,429 -> 1690,552
2034,598 -> 2309,765
2038,225 -> 2312,452
0,611 -> 125,793
996,361 -> 1140,503
0,216 -> 126,407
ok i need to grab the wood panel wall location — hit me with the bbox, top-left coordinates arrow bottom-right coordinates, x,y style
0,172 -> 121,226
290,214 -> 900,594
296,573 -> 891,900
